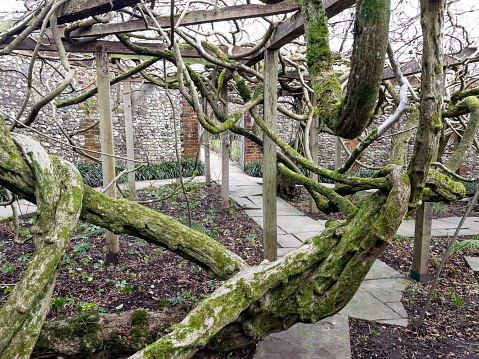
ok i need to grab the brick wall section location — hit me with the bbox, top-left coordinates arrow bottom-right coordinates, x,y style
77,99 -> 100,163
180,98 -> 199,159
243,112 -> 263,166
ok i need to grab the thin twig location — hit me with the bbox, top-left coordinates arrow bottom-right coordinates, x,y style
101,164 -> 146,194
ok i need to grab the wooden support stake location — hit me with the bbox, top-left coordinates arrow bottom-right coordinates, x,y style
221,86 -> 230,210
263,49 -> 278,262
122,79 -> 136,200
309,104 -> 319,214
411,202 -> 433,282
202,97 -> 211,186
96,50 -> 119,265
335,136 -> 342,169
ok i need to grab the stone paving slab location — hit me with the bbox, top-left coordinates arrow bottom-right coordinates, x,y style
396,220 -> 415,237
432,228 -> 478,237
365,260 -> 403,280
229,186 -> 264,198
246,195 -> 302,212
254,314 -> 351,359
339,288 -> 408,326
235,198 -> 261,210
360,278 -> 409,303
248,216 -> 287,235
385,302 -> 408,319
0,200 -> 37,219
277,216 -> 325,234
245,206 -> 304,217
277,247 -> 296,257
465,256 -> 479,274
278,234 -> 303,248
293,232 -> 321,242
435,217 -> 479,226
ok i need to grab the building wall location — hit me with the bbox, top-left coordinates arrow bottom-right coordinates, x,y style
0,55 -> 476,177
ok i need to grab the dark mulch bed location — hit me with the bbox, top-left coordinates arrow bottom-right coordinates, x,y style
2,181 -> 479,358
282,187 -> 479,358
0,182 -> 261,359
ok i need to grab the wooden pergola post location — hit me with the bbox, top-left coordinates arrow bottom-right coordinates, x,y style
221,85 -> 230,210
202,97 -> 211,186
122,79 -> 136,200
411,202 -> 433,282
96,49 -> 120,265
309,104 -> 319,214
335,136 -> 342,169
263,49 -> 278,261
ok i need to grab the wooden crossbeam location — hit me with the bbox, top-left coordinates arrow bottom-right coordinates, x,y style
4,37 -> 253,58
58,0 -> 142,24
382,47 -> 478,80
69,0 -> 299,38
245,0 -> 355,66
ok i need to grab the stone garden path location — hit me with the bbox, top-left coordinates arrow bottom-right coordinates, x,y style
2,151 -> 479,358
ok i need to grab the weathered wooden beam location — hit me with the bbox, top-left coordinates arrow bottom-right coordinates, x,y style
246,0 -> 355,65
96,49 -> 120,265
221,86 -> 230,211
69,0 -> 299,38
122,79 -> 136,200
4,37 -> 253,58
382,47 -> 478,80
202,97 -> 211,186
411,202 -> 433,283
57,0 -> 142,24
263,48 -> 279,262
309,100 -> 319,214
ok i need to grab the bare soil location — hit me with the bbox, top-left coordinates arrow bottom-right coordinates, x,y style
1,183 -> 479,358
0,182 -> 261,359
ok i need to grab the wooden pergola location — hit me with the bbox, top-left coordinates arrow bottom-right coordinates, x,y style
2,0 -> 477,269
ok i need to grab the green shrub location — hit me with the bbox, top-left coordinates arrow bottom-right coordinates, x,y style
75,159 -> 205,188
0,186 -> 7,202
246,161 -> 263,177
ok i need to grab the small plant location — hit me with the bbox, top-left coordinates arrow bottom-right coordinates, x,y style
453,292 -> 463,309
17,253 -> 31,262
245,161 -> 263,177
122,285 -> 133,295
66,296 -> 76,306
51,297 -> 66,312
433,203 -> 447,212
406,283 -> 422,294
77,301 -> 97,313
447,234 -> 479,262
3,286 -> 14,295
72,241 -> 91,256
169,291 -> 195,306
245,233 -> 256,246
93,260 -> 105,271
1,262 -> 15,274
170,292 -> 186,306
394,234 -> 412,243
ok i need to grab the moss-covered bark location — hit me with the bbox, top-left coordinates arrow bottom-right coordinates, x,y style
0,133 -> 83,358
390,107 -> 419,166
443,96 -> 479,172
302,0 -> 390,139
127,166 -> 410,358
407,0 -> 446,209
32,308 -> 188,358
